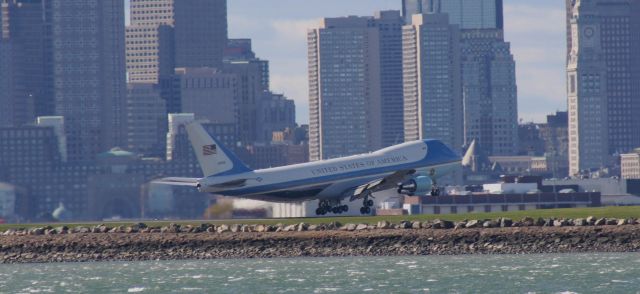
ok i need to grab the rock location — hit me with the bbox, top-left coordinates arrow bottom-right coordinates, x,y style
594,218 -> 606,226
327,222 -> 341,230
586,216 -> 596,225
421,221 -> 432,229
206,226 -> 216,233
453,222 -> 465,230
30,228 -> 44,235
399,221 -> 412,229
307,225 -> 318,231
229,224 -> 240,233
617,219 -> 627,226
521,217 -> 535,226
266,225 -> 277,232
433,219 -> 453,229
627,218 -> 637,225
297,223 -> 308,232
482,220 -> 497,228
411,221 -> 422,229
343,223 -> 357,231
217,224 -> 230,233
465,220 -> 480,228
255,225 -> 266,232
240,225 -> 251,232
534,217 -> 545,227
574,218 -> 587,226
282,224 -> 296,232
606,218 -> 618,226
162,223 -> 180,233
377,220 -> 391,229
500,218 -> 513,228
553,219 -> 566,227
355,224 -> 368,231
3,228 -> 16,235
125,226 -> 137,233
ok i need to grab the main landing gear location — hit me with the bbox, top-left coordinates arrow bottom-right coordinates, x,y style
359,192 -> 374,214
315,199 -> 348,215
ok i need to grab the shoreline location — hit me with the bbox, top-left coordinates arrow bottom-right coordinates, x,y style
2,217 -> 640,263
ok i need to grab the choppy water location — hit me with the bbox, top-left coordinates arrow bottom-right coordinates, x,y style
1,253 -> 639,293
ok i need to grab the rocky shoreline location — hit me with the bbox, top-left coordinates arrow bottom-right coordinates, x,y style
2,217 -> 640,263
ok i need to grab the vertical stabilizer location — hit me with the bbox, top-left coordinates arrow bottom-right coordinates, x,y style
185,122 -> 252,177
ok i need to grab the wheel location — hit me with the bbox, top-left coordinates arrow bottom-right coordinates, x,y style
316,208 -> 322,215
360,207 -> 366,214
364,207 -> 371,214
332,207 -> 339,214
366,199 -> 374,207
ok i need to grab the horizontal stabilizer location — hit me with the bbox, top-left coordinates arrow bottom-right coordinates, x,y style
153,177 -> 200,187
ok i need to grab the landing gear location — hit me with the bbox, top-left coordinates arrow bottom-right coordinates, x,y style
359,192 -> 374,215
315,200 -> 348,215
430,178 -> 440,196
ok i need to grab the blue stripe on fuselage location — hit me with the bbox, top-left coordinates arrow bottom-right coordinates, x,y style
220,140 -> 460,197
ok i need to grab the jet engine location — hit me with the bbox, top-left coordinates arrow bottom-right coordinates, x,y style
397,175 -> 432,196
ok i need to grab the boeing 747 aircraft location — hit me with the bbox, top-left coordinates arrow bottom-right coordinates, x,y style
157,122 -> 461,215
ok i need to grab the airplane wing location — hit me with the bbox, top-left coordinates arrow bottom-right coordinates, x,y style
348,169 -> 415,201
152,177 -> 200,187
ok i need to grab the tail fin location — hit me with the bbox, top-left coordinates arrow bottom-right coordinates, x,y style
185,122 -> 252,177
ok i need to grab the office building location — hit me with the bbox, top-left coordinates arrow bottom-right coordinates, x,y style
50,0 -> 127,161
308,11 -> 404,160
125,0 -> 174,83
621,149 -> 640,179
0,41 -> 12,128
567,0 -> 640,176
403,13 -> 463,149
170,67 -> 239,127
223,61 -> 266,145
224,38 -> 270,91
402,0 -> 503,29
461,29 -> 518,156
256,92 -> 296,143
1,0 -> 52,126
126,84 -> 167,157
174,0 -> 227,69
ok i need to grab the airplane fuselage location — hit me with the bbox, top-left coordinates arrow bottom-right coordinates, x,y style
196,139 -> 460,202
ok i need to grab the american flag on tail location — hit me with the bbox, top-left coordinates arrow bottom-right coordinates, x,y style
202,144 -> 217,156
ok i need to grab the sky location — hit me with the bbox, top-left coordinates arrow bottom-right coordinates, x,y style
127,0 -> 567,124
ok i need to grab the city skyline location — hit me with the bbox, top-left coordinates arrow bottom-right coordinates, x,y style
203,0 -> 565,124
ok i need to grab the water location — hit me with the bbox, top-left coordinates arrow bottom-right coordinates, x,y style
1,253 -> 639,293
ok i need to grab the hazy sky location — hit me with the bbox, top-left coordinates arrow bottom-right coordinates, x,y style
128,0 -> 566,124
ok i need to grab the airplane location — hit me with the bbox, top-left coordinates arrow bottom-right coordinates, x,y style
156,122 -> 461,215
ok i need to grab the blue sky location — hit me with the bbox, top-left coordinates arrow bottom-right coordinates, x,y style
128,1 -> 566,124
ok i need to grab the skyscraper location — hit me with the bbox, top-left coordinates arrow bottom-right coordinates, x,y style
173,67 -> 239,126
308,12 -> 404,160
566,0 -> 640,176
125,0 -> 174,83
174,0 -> 227,69
0,0 -> 52,127
402,0 -> 503,29
125,83 -> 167,156
461,29 -> 518,156
403,13 -> 463,149
51,0 -> 127,161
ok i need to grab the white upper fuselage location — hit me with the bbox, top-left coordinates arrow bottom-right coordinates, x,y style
197,139 -> 460,202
